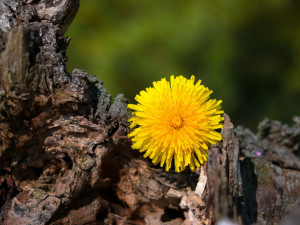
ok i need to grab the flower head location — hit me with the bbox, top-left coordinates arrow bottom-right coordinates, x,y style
128,75 -> 224,172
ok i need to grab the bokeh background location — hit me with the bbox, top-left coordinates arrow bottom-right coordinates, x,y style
66,0 -> 300,130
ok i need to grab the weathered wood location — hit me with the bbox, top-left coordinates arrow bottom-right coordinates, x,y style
207,115 -> 300,225
0,1 -> 299,225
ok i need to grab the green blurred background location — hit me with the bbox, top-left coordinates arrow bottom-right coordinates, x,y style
66,0 -> 300,130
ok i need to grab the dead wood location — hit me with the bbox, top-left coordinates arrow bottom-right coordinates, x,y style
0,1 -> 299,225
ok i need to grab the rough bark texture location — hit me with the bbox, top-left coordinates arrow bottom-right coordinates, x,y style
0,1 -> 299,225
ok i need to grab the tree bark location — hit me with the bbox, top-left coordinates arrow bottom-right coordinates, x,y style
0,1 -> 299,225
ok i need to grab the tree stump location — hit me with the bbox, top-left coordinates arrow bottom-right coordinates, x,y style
0,1 -> 299,225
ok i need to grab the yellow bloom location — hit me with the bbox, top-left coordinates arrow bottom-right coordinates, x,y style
128,75 -> 224,172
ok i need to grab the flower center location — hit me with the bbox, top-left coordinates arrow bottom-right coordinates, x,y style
171,116 -> 184,130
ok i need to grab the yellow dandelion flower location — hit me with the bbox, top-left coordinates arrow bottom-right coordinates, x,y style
127,75 -> 224,172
